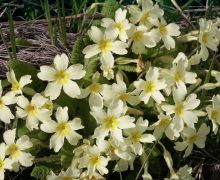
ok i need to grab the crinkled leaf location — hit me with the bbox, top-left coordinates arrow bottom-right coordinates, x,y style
31,165 -> 51,180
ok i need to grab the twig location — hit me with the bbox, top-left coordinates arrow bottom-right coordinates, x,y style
171,0 -> 196,29
0,26 -> 13,60
0,7 -> 7,18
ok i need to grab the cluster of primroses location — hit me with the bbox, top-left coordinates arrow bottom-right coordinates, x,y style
0,0 -> 220,179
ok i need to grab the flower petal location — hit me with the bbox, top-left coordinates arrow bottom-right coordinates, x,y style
19,75 -> 32,87
44,82 -> 62,100
50,134 -> 64,152
37,66 -> 56,81
69,118 -> 84,130
0,106 -> 14,123
63,81 -> 81,98
56,107 -> 69,122
83,44 -> 100,58
16,135 -> 33,150
67,64 -> 86,80
111,41 -> 128,55
31,93 -> 47,107
40,120 -> 56,133
54,54 -> 69,71
3,129 -> 16,145
66,131 -> 82,145
18,152 -> 34,167
88,26 -> 103,43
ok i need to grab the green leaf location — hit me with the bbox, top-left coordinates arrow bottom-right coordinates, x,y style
78,99 -> 97,137
15,37 -> 33,49
23,87 -> 36,96
16,119 -> 29,137
1,79 -> 10,88
70,35 -> 90,64
31,165 -> 51,179
8,59 -> 38,78
102,0 -> 121,18
117,65 -> 137,72
83,56 -> 99,80
54,91 -> 77,116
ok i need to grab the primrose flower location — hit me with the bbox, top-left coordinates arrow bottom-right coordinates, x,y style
42,99 -> 53,114
133,67 -> 166,104
151,18 -> 180,50
101,8 -> 131,42
90,100 -> 135,143
114,153 -> 136,172
83,26 -> 128,68
79,145 -> 109,177
124,118 -> 155,155
165,165 -> 194,180
97,138 -> 132,161
6,70 -> 32,95
0,80 -> 16,123
174,123 -> 210,157
101,77 -> 140,107
198,18 -> 219,61
3,129 -> 34,166
206,95 -> 220,134
162,84 -> 200,132
37,53 -> 85,100
101,65 -> 115,80
40,107 -> 84,152
0,143 -> 13,180
112,79 -> 140,106
16,94 -> 51,130
162,53 -> 197,94
150,114 -> 179,140
129,0 -> 163,28
78,72 -> 103,109
128,25 -> 156,54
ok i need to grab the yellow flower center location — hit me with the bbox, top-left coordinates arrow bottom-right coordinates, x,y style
158,23 -> 168,36
56,122 -> 70,136
211,109 -> 219,121
109,145 -> 118,154
132,31 -> 144,41
140,11 -> 150,24
55,70 -> 69,84
89,155 -> 101,166
0,159 -> 4,170
118,93 -> 129,101
25,104 -> 38,116
7,144 -> 20,158
11,81 -> 21,91
175,103 -> 184,116
159,118 -> 170,127
0,98 -> 4,108
174,70 -> 183,82
187,135 -> 197,144
89,83 -> 102,93
130,130 -> 142,143
202,32 -> 208,44
145,81 -> 156,93
43,101 -> 53,111
115,22 -> 124,32
104,115 -> 119,130
98,39 -> 112,52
